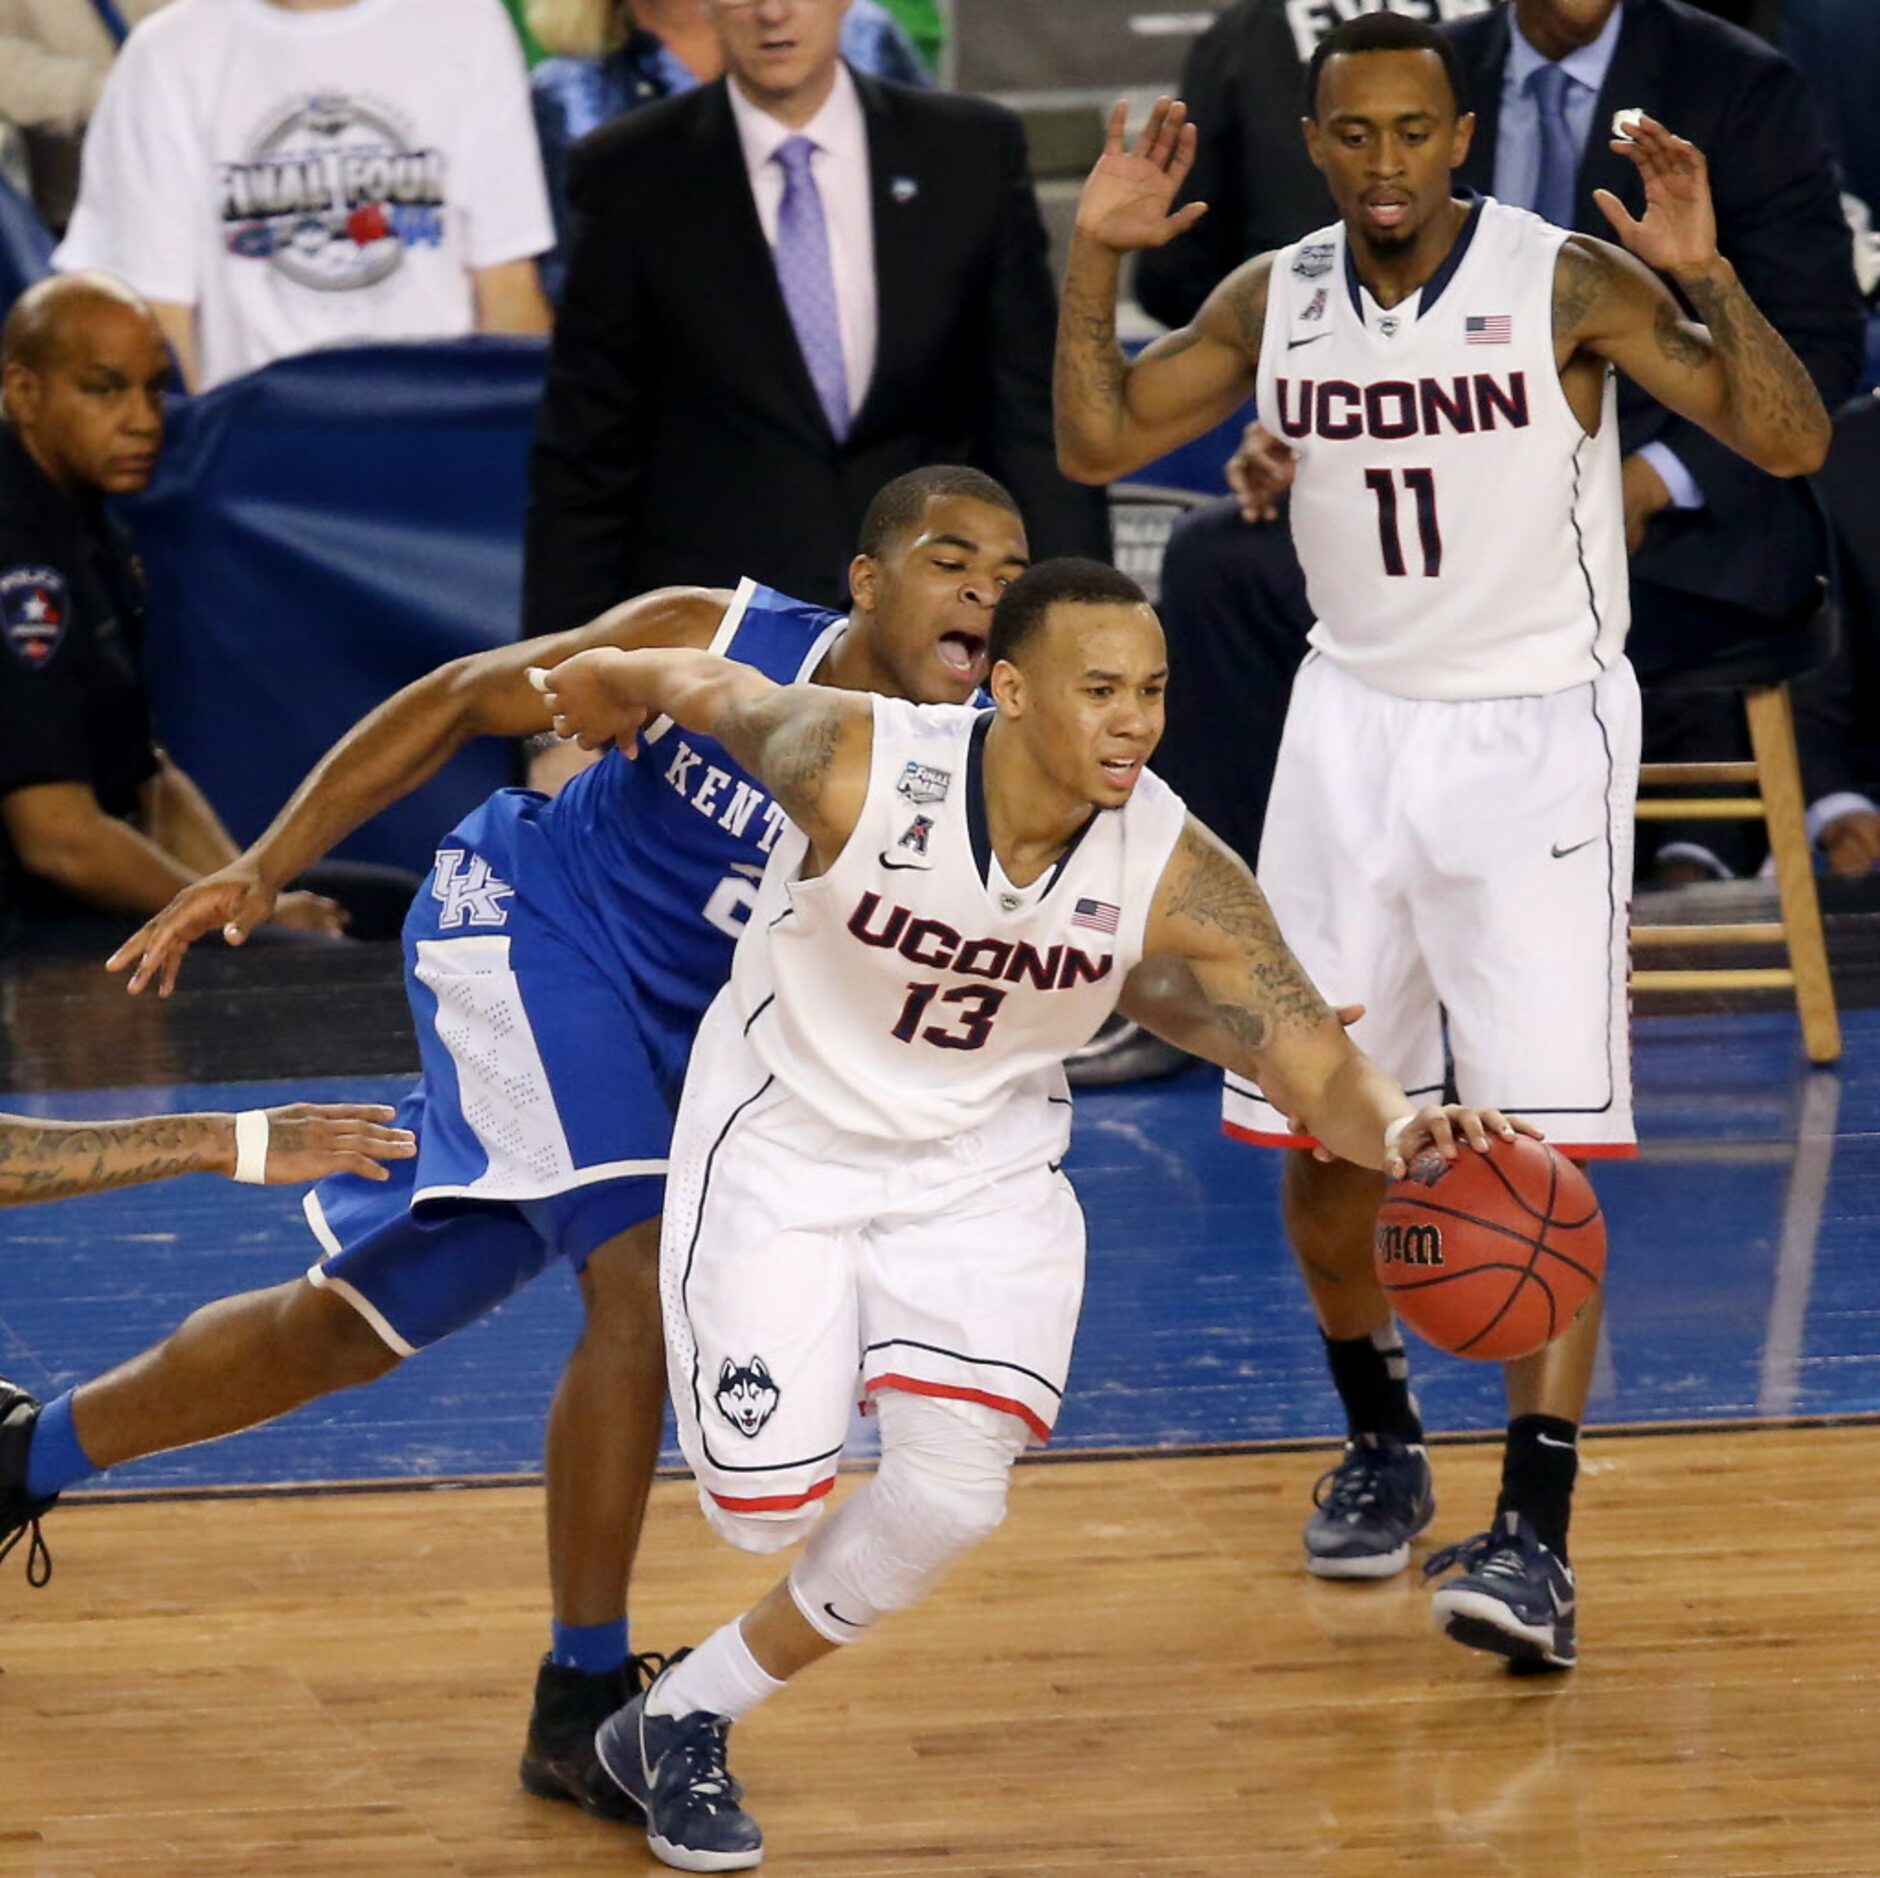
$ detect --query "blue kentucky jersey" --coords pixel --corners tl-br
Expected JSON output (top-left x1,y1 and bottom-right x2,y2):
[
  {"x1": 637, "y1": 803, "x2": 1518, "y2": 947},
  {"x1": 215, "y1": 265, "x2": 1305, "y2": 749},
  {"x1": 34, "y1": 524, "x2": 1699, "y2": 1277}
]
[{"x1": 540, "y1": 578, "x2": 844, "y2": 1037}]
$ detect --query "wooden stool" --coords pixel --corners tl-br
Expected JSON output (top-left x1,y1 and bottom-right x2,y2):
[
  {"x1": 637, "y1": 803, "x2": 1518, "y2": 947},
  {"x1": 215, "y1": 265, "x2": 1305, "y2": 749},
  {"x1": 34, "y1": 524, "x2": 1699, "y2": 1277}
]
[{"x1": 1633, "y1": 585, "x2": 1842, "y2": 1065}]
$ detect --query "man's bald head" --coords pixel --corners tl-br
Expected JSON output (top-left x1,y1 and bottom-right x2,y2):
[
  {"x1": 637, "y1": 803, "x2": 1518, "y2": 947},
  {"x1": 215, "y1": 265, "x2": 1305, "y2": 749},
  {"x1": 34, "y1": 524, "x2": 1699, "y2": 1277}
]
[
  {"x1": 1, "y1": 272, "x2": 162, "y2": 376},
  {"x1": 2, "y1": 273, "x2": 170, "y2": 496}
]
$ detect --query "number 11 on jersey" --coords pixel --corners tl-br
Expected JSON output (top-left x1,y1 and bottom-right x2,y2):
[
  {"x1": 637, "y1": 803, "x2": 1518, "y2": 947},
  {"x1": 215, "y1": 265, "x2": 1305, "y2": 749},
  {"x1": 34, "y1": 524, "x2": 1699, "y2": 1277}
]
[{"x1": 1365, "y1": 467, "x2": 1443, "y2": 577}]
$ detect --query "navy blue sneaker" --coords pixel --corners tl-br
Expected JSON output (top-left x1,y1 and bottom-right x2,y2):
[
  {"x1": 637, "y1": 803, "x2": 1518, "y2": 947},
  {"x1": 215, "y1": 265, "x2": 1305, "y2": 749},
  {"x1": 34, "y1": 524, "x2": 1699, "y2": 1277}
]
[
  {"x1": 0, "y1": 1379, "x2": 54, "y2": 1588},
  {"x1": 1303, "y1": 1434, "x2": 1434, "y2": 1579},
  {"x1": 593, "y1": 1662, "x2": 762, "y2": 1872},
  {"x1": 519, "y1": 1651, "x2": 665, "y2": 1822},
  {"x1": 1425, "y1": 1512, "x2": 1577, "y2": 1671}
]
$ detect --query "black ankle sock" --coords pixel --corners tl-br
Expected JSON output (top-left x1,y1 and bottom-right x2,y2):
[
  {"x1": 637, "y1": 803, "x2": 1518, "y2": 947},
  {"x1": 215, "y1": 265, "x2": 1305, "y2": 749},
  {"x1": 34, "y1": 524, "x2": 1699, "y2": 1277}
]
[
  {"x1": 1497, "y1": 1414, "x2": 1578, "y2": 1560},
  {"x1": 1323, "y1": 1328, "x2": 1424, "y2": 1444}
]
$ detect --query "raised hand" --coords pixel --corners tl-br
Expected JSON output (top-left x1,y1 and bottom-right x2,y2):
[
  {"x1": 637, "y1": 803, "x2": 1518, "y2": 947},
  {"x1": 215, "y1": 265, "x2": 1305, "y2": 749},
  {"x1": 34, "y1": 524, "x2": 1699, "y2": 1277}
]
[
  {"x1": 258, "y1": 1102, "x2": 416, "y2": 1184},
  {"x1": 528, "y1": 654, "x2": 650, "y2": 756},
  {"x1": 1075, "y1": 96, "x2": 1208, "y2": 254},
  {"x1": 1594, "y1": 114, "x2": 1719, "y2": 277},
  {"x1": 108, "y1": 861, "x2": 281, "y2": 998}
]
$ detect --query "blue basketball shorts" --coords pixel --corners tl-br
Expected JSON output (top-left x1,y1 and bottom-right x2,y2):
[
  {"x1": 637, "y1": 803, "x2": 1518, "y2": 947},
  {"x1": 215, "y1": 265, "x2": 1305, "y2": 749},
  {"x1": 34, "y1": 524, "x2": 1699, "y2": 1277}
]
[{"x1": 300, "y1": 884, "x2": 683, "y2": 1354}]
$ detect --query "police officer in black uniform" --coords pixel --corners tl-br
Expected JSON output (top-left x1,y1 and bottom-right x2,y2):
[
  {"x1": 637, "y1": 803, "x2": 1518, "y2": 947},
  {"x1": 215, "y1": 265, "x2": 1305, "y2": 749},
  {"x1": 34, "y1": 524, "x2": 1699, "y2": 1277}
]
[{"x1": 0, "y1": 273, "x2": 410, "y2": 934}]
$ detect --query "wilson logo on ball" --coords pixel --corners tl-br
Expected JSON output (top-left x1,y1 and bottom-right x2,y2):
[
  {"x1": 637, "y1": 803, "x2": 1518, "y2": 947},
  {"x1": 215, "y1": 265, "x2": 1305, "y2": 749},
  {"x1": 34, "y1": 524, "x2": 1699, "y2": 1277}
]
[{"x1": 1376, "y1": 1222, "x2": 1445, "y2": 1267}]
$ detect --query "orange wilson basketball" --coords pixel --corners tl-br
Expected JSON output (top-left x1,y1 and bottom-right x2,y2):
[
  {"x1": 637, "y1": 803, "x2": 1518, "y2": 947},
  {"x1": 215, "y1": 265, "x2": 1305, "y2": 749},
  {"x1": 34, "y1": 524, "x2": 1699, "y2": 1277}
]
[{"x1": 1374, "y1": 1136, "x2": 1606, "y2": 1361}]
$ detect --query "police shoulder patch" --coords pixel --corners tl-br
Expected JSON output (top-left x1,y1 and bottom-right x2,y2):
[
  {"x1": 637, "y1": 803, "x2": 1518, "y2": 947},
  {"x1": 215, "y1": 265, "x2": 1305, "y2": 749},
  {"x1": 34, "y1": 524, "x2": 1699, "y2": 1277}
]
[{"x1": 0, "y1": 565, "x2": 71, "y2": 669}]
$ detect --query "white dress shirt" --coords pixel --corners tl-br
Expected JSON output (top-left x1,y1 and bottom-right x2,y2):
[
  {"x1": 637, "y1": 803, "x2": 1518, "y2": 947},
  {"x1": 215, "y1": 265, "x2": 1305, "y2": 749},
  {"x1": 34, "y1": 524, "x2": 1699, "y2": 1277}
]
[{"x1": 727, "y1": 61, "x2": 878, "y2": 422}]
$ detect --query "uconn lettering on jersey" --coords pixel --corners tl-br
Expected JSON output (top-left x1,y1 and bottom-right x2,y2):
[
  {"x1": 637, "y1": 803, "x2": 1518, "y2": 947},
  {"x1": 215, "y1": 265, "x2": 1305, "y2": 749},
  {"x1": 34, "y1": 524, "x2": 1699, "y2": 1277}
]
[
  {"x1": 663, "y1": 736, "x2": 791, "y2": 853},
  {"x1": 847, "y1": 892, "x2": 1113, "y2": 989},
  {"x1": 1275, "y1": 372, "x2": 1529, "y2": 441}
]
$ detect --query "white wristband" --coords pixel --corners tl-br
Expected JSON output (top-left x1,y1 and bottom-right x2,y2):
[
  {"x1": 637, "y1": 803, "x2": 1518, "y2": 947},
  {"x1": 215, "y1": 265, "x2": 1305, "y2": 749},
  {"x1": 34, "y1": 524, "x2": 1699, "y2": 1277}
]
[
  {"x1": 233, "y1": 1109, "x2": 270, "y2": 1185},
  {"x1": 1382, "y1": 1113, "x2": 1417, "y2": 1165}
]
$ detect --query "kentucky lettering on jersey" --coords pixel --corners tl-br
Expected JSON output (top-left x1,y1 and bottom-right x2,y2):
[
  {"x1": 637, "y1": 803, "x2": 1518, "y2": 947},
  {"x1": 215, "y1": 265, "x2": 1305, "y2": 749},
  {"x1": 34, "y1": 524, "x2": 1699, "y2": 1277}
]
[
  {"x1": 732, "y1": 698, "x2": 1188, "y2": 1142},
  {"x1": 660, "y1": 737, "x2": 792, "y2": 853},
  {"x1": 1255, "y1": 196, "x2": 1629, "y2": 702}
]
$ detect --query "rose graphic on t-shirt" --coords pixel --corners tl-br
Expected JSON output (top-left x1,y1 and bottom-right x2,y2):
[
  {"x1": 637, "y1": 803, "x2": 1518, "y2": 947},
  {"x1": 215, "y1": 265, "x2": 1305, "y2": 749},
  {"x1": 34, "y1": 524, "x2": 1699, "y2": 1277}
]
[{"x1": 218, "y1": 93, "x2": 446, "y2": 291}]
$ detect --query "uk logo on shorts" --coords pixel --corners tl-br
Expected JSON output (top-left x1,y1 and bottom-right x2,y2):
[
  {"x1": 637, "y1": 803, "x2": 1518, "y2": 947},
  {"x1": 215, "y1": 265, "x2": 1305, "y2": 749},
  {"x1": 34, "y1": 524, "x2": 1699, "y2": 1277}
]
[
  {"x1": 0, "y1": 566, "x2": 68, "y2": 668},
  {"x1": 714, "y1": 1356, "x2": 781, "y2": 1437},
  {"x1": 430, "y1": 849, "x2": 514, "y2": 928}
]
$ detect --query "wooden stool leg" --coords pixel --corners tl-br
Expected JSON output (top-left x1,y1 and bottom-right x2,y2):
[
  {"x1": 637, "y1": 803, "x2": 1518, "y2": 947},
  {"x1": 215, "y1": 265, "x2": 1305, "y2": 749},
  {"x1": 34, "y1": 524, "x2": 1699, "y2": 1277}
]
[{"x1": 1745, "y1": 683, "x2": 1842, "y2": 1064}]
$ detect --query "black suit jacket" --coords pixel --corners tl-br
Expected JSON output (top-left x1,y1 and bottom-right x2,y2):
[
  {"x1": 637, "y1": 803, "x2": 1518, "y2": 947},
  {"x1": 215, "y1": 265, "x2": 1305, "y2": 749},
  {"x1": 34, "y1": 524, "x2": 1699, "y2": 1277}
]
[
  {"x1": 1450, "y1": 0, "x2": 1864, "y2": 623},
  {"x1": 522, "y1": 73, "x2": 1109, "y2": 630}
]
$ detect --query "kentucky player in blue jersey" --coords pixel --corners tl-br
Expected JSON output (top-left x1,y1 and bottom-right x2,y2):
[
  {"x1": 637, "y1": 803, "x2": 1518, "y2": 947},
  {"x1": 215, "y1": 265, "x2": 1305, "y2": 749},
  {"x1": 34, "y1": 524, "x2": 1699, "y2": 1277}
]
[{"x1": 0, "y1": 465, "x2": 1030, "y2": 1822}]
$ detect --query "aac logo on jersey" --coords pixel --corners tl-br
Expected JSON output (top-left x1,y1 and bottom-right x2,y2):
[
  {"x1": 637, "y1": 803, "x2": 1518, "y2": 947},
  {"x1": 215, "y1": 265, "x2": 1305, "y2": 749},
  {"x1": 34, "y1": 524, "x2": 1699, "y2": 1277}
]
[
  {"x1": 897, "y1": 814, "x2": 933, "y2": 856},
  {"x1": 715, "y1": 1356, "x2": 781, "y2": 1437}
]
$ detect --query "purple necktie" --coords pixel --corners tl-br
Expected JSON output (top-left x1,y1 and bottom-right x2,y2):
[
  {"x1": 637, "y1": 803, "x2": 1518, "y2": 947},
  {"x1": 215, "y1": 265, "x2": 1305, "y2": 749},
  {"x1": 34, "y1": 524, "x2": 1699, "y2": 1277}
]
[
  {"x1": 771, "y1": 135, "x2": 850, "y2": 441},
  {"x1": 1528, "y1": 61, "x2": 1579, "y2": 230}
]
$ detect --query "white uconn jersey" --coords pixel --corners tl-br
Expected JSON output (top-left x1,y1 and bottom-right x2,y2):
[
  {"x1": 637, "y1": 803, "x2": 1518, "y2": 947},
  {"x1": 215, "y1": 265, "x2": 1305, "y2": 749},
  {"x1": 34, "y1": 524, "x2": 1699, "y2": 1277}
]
[
  {"x1": 731, "y1": 697, "x2": 1188, "y2": 1141},
  {"x1": 1257, "y1": 197, "x2": 1629, "y2": 700}
]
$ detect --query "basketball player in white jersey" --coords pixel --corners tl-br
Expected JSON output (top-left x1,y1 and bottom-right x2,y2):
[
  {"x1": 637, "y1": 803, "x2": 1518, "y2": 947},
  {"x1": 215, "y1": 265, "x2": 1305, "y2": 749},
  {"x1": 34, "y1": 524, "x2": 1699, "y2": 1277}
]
[
  {"x1": 1054, "y1": 12, "x2": 1830, "y2": 1674},
  {"x1": 529, "y1": 557, "x2": 1529, "y2": 1870}
]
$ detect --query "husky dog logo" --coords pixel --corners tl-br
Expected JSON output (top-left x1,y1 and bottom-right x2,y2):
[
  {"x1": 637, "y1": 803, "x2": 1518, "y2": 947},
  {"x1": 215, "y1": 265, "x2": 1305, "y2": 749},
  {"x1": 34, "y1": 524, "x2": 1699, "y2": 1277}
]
[{"x1": 714, "y1": 1356, "x2": 781, "y2": 1437}]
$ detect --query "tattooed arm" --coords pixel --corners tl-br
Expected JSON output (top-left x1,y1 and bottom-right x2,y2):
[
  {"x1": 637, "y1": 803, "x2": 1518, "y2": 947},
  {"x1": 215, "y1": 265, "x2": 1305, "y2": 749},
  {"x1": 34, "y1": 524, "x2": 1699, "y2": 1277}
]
[
  {"x1": 530, "y1": 648, "x2": 873, "y2": 863},
  {"x1": 1137, "y1": 821, "x2": 1415, "y2": 1169},
  {"x1": 1054, "y1": 97, "x2": 1268, "y2": 483},
  {"x1": 1556, "y1": 115, "x2": 1831, "y2": 477},
  {"x1": 0, "y1": 1103, "x2": 415, "y2": 1204},
  {"x1": 1056, "y1": 248, "x2": 1270, "y2": 486}
]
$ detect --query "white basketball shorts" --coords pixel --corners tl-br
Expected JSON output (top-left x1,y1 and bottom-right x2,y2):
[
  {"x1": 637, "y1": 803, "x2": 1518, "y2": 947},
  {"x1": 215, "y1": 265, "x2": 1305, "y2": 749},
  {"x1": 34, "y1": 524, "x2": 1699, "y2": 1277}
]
[
  {"x1": 1224, "y1": 652, "x2": 1640, "y2": 1158},
  {"x1": 661, "y1": 990, "x2": 1086, "y2": 1531}
]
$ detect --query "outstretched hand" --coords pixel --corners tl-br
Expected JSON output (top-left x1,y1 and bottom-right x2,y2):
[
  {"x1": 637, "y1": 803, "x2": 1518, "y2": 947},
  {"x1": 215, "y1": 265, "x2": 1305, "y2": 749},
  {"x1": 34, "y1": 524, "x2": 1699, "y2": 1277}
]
[
  {"x1": 1075, "y1": 96, "x2": 1208, "y2": 254},
  {"x1": 258, "y1": 1102, "x2": 416, "y2": 1184},
  {"x1": 528, "y1": 654, "x2": 649, "y2": 756},
  {"x1": 108, "y1": 862, "x2": 281, "y2": 998},
  {"x1": 1594, "y1": 113, "x2": 1719, "y2": 277}
]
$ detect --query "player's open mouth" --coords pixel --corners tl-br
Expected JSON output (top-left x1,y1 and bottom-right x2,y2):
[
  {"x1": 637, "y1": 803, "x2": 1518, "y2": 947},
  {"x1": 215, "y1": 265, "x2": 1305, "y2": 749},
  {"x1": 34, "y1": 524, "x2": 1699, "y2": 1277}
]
[
  {"x1": 1100, "y1": 757, "x2": 1142, "y2": 786},
  {"x1": 1363, "y1": 195, "x2": 1411, "y2": 229},
  {"x1": 936, "y1": 631, "x2": 987, "y2": 679}
]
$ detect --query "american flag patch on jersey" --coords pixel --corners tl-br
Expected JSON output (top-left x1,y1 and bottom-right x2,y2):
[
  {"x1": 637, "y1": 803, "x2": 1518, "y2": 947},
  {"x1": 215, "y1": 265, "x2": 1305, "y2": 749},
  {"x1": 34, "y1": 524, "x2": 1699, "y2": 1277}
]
[
  {"x1": 1465, "y1": 314, "x2": 1512, "y2": 345},
  {"x1": 1073, "y1": 897, "x2": 1120, "y2": 934}
]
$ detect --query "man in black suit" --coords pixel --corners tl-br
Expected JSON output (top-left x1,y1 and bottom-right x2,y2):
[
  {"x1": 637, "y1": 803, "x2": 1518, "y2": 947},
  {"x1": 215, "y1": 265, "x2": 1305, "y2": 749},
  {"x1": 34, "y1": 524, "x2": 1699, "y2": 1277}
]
[{"x1": 522, "y1": 0, "x2": 1107, "y2": 644}]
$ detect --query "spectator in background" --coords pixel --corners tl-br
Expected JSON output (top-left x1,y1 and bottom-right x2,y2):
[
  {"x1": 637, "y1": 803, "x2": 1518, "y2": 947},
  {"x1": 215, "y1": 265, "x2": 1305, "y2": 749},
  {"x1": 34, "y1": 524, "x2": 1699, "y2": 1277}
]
[
  {"x1": 0, "y1": 0, "x2": 173, "y2": 235},
  {"x1": 0, "y1": 273, "x2": 413, "y2": 932},
  {"x1": 1138, "y1": 0, "x2": 1864, "y2": 884},
  {"x1": 523, "y1": 0, "x2": 1109, "y2": 781},
  {"x1": 529, "y1": 0, "x2": 929, "y2": 301},
  {"x1": 53, "y1": 0, "x2": 555, "y2": 391}
]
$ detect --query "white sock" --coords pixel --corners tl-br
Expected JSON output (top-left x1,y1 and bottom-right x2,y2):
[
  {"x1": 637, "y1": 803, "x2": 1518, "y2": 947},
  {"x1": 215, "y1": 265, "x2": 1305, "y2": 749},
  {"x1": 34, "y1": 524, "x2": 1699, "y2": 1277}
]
[{"x1": 649, "y1": 1617, "x2": 785, "y2": 1723}]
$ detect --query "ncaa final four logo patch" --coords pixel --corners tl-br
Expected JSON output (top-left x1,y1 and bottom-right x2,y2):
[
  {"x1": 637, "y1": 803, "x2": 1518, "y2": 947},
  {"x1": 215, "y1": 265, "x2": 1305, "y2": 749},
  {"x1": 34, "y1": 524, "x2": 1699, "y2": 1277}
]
[
  {"x1": 896, "y1": 760, "x2": 952, "y2": 805},
  {"x1": 0, "y1": 566, "x2": 69, "y2": 668}
]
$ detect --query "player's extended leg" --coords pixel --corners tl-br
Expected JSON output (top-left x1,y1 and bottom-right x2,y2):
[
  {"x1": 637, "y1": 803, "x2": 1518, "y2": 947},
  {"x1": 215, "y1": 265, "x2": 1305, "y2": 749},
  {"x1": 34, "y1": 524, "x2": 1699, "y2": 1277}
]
[
  {"x1": 595, "y1": 1392, "x2": 1025, "y2": 1873},
  {"x1": 1282, "y1": 1150, "x2": 1435, "y2": 1580},
  {"x1": 1, "y1": 1278, "x2": 400, "y2": 1580},
  {"x1": 520, "y1": 1213, "x2": 670, "y2": 1822}
]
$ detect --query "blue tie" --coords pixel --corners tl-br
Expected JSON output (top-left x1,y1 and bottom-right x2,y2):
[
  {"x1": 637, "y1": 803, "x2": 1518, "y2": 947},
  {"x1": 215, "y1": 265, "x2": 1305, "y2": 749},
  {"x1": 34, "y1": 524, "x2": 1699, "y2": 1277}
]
[
  {"x1": 1528, "y1": 61, "x2": 1579, "y2": 230},
  {"x1": 771, "y1": 136, "x2": 851, "y2": 441}
]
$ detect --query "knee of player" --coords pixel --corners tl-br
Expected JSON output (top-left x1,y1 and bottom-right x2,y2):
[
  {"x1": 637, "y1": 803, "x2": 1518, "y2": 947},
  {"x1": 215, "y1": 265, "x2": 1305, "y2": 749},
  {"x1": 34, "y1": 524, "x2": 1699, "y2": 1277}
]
[
  {"x1": 873, "y1": 1442, "x2": 1013, "y2": 1563},
  {"x1": 282, "y1": 1280, "x2": 404, "y2": 1385}
]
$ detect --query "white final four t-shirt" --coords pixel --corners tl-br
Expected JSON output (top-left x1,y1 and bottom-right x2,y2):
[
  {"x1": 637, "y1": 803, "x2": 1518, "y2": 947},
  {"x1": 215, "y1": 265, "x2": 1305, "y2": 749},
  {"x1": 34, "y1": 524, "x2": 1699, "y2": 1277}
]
[{"x1": 55, "y1": 0, "x2": 553, "y2": 388}]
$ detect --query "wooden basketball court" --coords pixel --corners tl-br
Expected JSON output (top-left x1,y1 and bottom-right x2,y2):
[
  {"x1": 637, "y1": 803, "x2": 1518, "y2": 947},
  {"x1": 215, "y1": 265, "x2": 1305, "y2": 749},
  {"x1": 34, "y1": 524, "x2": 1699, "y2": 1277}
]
[{"x1": 4, "y1": 1425, "x2": 1875, "y2": 1876}]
